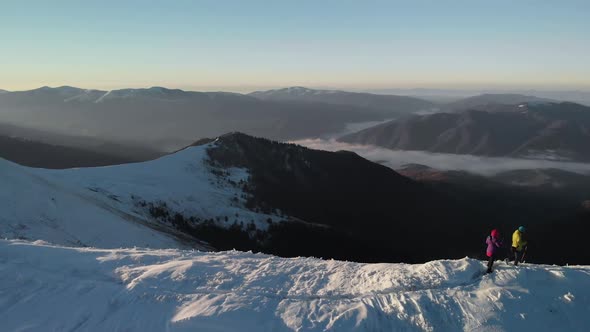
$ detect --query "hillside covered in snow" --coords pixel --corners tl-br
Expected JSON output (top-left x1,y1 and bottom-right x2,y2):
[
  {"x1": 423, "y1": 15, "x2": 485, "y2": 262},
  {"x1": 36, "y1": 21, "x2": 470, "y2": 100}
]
[
  {"x1": 0, "y1": 140, "x2": 277, "y2": 250},
  {"x1": 0, "y1": 240, "x2": 588, "y2": 331}
]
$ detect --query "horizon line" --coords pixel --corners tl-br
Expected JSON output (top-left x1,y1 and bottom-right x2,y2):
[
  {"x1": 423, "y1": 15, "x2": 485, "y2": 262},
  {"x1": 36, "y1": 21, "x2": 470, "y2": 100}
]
[{"x1": 3, "y1": 84, "x2": 590, "y2": 95}]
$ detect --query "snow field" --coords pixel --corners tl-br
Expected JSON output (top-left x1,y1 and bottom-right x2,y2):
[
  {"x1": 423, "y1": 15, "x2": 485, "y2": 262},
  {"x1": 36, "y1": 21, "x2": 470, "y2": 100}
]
[{"x1": 0, "y1": 240, "x2": 588, "y2": 332}]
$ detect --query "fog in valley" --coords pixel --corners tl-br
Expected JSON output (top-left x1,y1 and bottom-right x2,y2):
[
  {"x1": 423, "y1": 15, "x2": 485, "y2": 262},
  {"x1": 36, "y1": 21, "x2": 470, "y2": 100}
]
[{"x1": 293, "y1": 138, "x2": 590, "y2": 176}]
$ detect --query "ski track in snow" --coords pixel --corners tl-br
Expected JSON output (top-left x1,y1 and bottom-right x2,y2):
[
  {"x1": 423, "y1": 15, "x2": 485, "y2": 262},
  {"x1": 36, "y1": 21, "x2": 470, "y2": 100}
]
[{"x1": 0, "y1": 240, "x2": 588, "y2": 332}]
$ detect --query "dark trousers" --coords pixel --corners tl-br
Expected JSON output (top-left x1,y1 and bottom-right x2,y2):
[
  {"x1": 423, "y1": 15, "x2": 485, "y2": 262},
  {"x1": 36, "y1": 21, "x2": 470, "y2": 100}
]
[
  {"x1": 510, "y1": 247, "x2": 523, "y2": 265},
  {"x1": 486, "y1": 254, "x2": 496, "y2": 273}
]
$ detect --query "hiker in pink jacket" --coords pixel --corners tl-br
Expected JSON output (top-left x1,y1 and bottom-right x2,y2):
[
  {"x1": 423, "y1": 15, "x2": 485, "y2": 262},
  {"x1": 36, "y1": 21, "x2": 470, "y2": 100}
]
[{"x1": 485, "y1": 229, "x2": 503, "y2": 273}]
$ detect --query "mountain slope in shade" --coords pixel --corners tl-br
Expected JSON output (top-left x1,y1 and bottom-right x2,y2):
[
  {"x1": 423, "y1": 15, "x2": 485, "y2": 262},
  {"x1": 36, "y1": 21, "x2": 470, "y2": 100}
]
[
  {"x1": 0, "y1": 121, "x2": 165, "y2": 162},
  {"x1": 492, "y1": 168, "x2": 590, "y2": 188},
  {"x1": 0, "y1": 135, "x2": 148, "y2": 168},
  {"x1": 249, "y1": 86, "x2": 436, "y2": 115},
  {"x1": 397, "y1": 163, "x2": 590, "y2": 190},
  {"x1": 340, "y1": 102, "x2": 590, "y2": 162},
  {"x1": 1, "y1": 240, "x2": 588, "y2": 332},
  {"x1": 203, "y1": 133, "x2": 468, "y2": 262},
  {"x1": 202, "y1": 133, "x2": 589, "y2": 264}
]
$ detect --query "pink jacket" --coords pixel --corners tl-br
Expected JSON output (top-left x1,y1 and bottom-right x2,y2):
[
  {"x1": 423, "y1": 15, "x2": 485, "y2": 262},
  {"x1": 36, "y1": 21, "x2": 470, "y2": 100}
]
[{"x1": 486, "y1": 236, "x2": 502, "y2": 257}]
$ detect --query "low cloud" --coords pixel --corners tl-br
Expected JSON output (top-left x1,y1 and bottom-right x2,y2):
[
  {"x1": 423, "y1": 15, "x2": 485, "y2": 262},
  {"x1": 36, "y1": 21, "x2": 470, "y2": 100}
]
[{"x1": 292, "y1": 139, "x2": 590, "y2": 176}]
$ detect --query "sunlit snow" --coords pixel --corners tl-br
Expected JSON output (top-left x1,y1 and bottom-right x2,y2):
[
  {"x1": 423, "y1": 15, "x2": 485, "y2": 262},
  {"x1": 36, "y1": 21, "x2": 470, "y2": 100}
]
[{"x1": 0, "y1": 240, "x2": 588, "y2": 331}]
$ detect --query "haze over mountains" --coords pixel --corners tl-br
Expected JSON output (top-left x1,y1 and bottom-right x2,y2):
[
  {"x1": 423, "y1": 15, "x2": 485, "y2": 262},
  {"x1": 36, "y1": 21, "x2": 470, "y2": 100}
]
[
  {"x1": 1, "y1": 85, "x2": 589, "y2": 170},
  {"x1": 0, "y1": 86, "x2": 434, "y2": 152},
  {"x1": 0, "y1": 135, "x2": 146, "y2": 168},
  {"x1": 0, "y1": 121, "x2": 163, "y2": 167},
  {"x1": 1, "y1": 85, "x2": 589, "y2": 169}
]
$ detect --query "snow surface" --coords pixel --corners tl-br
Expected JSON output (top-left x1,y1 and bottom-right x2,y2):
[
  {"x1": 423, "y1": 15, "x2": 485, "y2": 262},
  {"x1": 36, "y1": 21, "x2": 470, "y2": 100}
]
[
  {"x1": 0, "y1": 143, "x2": 276, "y2": 249},
  {"x1": 0, "y1": 240, "x2": 588, "y2": 331}
]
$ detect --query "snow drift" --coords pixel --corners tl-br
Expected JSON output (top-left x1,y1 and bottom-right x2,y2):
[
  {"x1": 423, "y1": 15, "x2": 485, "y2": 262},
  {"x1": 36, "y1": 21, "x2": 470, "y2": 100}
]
[{"x1": 0, "y1": 240, "x2": 588, "y2": 331}]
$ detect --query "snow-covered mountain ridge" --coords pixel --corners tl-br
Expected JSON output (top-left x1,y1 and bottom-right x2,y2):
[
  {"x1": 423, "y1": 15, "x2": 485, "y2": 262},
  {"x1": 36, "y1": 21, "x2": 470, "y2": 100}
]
[
  {"x1": 0, "y1": 141, "x2": 277, "y2": 249},
  {"x1": 0, "y1": 239, "x2": 588, "y2": 331}
]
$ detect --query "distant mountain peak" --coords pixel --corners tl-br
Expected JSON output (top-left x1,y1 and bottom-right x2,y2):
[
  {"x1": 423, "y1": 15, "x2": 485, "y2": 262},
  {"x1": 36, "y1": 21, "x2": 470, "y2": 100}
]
[
  {"x1": 286, "y1": 86, "x2": 313, "y2": 91},
  {"x1": 24, "y1": 86, "x2": 105, "y2": 101},
  {"x1": 250, "y1": 86, "x2": 321, "y2": 97},
  {"x1": 33, "y1": 85, "x2": 83, "y2": 92},
  {"x1": 146, "y1": 86, "x2": 185, "y2": 94},
  {"x1": 98, "y1": 87, "x2": 193, "y2": 100}
]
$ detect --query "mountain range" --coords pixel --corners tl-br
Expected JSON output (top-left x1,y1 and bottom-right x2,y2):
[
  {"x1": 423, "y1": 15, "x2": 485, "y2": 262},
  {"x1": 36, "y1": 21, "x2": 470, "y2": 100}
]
[
  {"x1": 341, "y1": 101, "x2": 590, "y2": 162},
  {"x1": 249, "y1": 86, "x2": 436, "y2": 115},
  {"x1": 0, "y1": 86, "x2": 434, "y2": 152},
  {"x1": 368, "y1": 88, "x2": 590, "y2": 106},
  {"x1": 3, "y1": 85, "x2": 587, "y2": 165},
  {"x1": 440, "y1": 93, "x2": 555, "y2": 112}
]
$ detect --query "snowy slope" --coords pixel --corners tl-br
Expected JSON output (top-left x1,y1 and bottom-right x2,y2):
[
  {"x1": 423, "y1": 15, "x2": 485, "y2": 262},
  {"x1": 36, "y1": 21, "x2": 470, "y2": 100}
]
[
  {"x1": 0, "y1": 142, "x2": 275, "y2": 249},
  {"x1": 0, "y1": 240, "x2": 588, "y2": 332}
]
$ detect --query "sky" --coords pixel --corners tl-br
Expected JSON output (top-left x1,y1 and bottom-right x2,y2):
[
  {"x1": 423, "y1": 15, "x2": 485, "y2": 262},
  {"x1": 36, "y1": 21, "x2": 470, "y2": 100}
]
[{"x1": 1, "y1": 0, "x2": 589, "y2": 92}]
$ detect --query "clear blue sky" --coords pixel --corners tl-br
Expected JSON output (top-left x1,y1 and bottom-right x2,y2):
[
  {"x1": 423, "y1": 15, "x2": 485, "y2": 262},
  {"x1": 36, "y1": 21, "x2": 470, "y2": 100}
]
[{"x1": 1, "y1": 0, "x2": 589, "y2": 92}]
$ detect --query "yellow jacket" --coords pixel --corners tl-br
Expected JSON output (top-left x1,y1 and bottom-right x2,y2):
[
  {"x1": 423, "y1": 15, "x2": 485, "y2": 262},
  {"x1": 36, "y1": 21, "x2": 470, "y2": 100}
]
[{"x1": 512, "y1": 230, "x2": 527, "y2": 251}]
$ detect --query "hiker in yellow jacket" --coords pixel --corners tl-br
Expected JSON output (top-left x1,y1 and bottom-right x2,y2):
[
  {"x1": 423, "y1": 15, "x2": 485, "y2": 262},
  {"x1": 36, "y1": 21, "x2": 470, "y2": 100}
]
[{"x1": 511, "y1": 226, "x2": 527, "y2": 266}]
